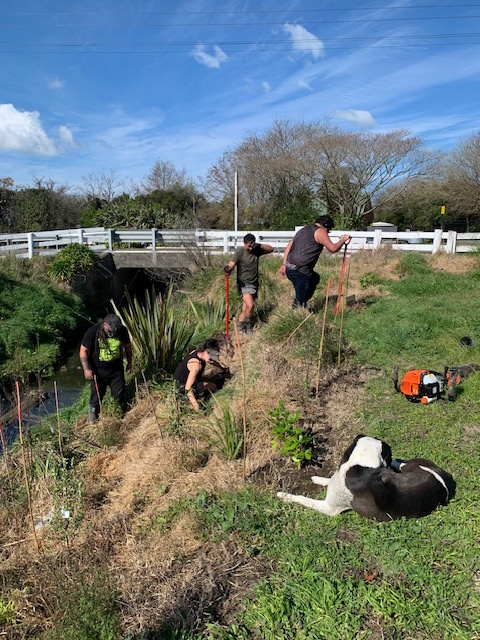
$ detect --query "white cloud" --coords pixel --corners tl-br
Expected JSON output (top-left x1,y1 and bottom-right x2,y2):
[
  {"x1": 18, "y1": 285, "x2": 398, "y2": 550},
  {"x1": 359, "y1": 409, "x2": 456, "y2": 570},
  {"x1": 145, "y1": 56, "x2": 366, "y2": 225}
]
[
  {"x1": 334, "y1": 109, "x2": 376, "y2": 127},
  {"x1": 0, "y1": 103, "x2": 75, "y2": 155},
  {"x1": 282, "y1": 23, "x2": 324, "y2": 60},
  {"x1": 48, "y1": 78, "x2": 64, "y2": 90},
  {"x1": 192, "y1": 44, "x2": 228, "y2": 69},
  {"x1": 298, "y1": 79, "x2": 312, "y2": 92},
  {"x1": 262, "y1": 81, "x2": 271, "y2": 93}
]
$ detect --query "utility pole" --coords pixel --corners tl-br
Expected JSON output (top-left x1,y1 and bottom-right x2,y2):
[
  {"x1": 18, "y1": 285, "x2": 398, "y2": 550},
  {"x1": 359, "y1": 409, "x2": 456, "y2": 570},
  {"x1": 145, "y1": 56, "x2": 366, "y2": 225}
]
[{"x1": 234, "y1": 171, "x2": 238, "y2": 248}]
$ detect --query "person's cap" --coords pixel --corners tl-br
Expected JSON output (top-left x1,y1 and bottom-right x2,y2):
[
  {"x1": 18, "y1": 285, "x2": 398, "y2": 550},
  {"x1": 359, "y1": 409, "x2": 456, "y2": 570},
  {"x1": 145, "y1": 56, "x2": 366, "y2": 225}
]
[{"x1": 103, "y1": 314, "x2": 122, "y2": 336}]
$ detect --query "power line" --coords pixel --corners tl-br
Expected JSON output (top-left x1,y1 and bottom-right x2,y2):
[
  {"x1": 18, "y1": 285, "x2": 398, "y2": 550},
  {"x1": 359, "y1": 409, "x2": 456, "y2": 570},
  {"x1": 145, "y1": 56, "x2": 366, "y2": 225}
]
[{"x1": 1, "y1": 4, "x2": 480, "y2": 15}]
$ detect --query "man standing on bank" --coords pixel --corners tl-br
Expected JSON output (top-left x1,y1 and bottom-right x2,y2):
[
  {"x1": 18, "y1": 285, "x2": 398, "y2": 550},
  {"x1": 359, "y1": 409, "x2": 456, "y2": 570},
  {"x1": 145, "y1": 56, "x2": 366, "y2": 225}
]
[
  {"x1": 224, "y1": 233, "x2": 274, "y2": 333},
  {"x1": 279, "y1": 216, "x2": 351, "y2": 309},
  {"x1": 79, "y1": 314, "x2": 133, "y2": 424}
]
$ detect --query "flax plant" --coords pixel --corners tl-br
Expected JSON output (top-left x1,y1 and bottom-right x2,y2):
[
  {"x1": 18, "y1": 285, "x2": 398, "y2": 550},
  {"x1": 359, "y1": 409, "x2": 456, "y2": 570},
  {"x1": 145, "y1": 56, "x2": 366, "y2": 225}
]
[
  {"x1": 203, "y1": 398, "x2": 244, "y2": 461},
  {"x1": 113, "y1": 284, "x2": 194, "y2": 377}
]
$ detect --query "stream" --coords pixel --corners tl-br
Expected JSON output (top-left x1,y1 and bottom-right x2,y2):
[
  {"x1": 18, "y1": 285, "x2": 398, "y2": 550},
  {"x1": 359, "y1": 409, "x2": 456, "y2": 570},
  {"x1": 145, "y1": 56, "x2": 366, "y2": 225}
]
[{"x1": 0, "y1": 349, "x2": 86, "y2": 447}]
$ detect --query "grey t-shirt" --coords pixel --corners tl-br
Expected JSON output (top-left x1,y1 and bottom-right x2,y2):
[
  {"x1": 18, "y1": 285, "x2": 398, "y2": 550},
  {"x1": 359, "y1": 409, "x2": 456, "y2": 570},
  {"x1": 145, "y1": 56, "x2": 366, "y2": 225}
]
[{"x1": 286, "y1": 224, "x2": 324, "y2": 275}]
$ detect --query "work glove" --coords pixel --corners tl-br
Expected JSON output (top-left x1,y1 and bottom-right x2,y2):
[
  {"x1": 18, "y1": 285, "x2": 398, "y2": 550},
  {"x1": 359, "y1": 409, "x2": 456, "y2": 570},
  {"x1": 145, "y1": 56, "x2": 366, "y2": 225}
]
[
  {"x1": 223, "y1": 265, "x2": 232, "y2": 275},
  {"x1": 252, "y1": 242, "x2": 261, "y2": 251}
]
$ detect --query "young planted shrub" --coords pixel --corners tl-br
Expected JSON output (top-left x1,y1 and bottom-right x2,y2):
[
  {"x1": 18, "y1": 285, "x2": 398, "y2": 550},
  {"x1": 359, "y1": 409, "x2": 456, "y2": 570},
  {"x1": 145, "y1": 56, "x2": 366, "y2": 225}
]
[
  {"x1": 268, "y1": 400, "x2": 313, "y2": 468},
  {"x1": 203, "y1": 399, "x2": 244, "y2": 460}
]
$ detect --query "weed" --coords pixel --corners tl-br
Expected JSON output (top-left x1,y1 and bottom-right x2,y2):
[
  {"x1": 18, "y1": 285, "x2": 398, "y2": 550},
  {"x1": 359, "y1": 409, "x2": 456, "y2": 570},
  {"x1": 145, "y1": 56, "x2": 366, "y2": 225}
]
[
  {"x1": 359, "y1": 271, "x2": 381, "y2": 289},
  {"x1": 268, "y1": 400, "x2": 313, "y2": 468},
  {"x1": 43, "y1": 568, "x2": 120, "y2": 640},
  {"x1": 0, "y1": 597, "x2": 16, "y2": 625}
]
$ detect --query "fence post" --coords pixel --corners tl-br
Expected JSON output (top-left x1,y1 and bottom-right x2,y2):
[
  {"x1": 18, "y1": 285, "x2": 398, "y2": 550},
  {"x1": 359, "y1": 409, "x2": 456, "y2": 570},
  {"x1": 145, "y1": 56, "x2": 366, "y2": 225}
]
[
  {"x1": 223, "y1": 231, "x2": 229, "y2": 253},
  {"x1": 446, "y1": 230, "x2": 457, "y2": 254},
  {"x1": 27, "y1": 232, "x2": 34, "y2": 259},
  {"x1": 107, "y1": 229, "x2": 114, "y2": 251},
  {"x1": 77, "y1": 228, "x2": 84, "y2": 245},
  {"x1": 151, "y1": 228, "x2": 157, "y2": 252},
  {"x1": 432, "y1": 229, "x2": 443, "y2": 254},
  {"x1": 373, "y1": 229, "x2": 382, "y2": 250}
]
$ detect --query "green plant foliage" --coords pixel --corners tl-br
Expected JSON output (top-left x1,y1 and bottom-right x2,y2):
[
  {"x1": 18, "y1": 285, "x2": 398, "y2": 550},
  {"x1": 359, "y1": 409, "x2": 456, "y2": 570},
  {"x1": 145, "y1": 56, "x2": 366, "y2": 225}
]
[
  {"x1": 48, "y1": 243, "x2": 97, "y2": 283},
  {"x1": 43, "y1": 569, "x2": 120, "y2": 640},
  {"x1": 268, "y1": 400, "x2": 313, "y2": 468},
  {"x1": 113, "y1": 284, "x2": 194, "y2": 377},
  {"x1": 202, "y1": 399, "x2": 244, "y2": 460},
  {"x1": 0, "y1": 598, "x2": 16, "y2": 625},
  {"x1": 359, "y1": 271, "x2": 381, "y2": 289},
  {"x1": 0, "y1": 273, "x2": 83, "y2": 382}
]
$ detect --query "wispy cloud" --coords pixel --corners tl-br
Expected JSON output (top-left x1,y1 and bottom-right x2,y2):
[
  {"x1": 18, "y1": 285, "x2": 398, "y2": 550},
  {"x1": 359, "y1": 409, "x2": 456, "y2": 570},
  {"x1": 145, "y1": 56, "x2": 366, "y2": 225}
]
[
  {"x1": 334, "y1": 109, "x2": 376, "y2": 127},
  {"x1": 298, "y1": 79, "x2": 313, "y2": 92},
  {"x1": 0, "y1": 104, "x2": 75, "y2": 155},
  {"x1": 282, "y1": 23, "x2": 325, "y2": 59},
  {"x1": 262, "y1": 81, "x2": 271, "y2": 93},
  {"x1": 192, "y1": 44, "x2": 228, "y2": 69},
  {"x1": 48, "y1": 78, "x2": 64, "y2": 90}
]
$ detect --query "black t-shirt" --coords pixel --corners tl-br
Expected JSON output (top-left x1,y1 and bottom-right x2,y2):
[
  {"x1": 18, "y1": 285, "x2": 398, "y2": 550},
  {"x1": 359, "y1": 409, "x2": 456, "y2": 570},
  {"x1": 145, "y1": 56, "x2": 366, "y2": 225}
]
[
  {"x1": 81, "y1": 322, "x2": 130, "y2": 374},
  {"x1": 173, "y1": 351, "x2": 205, "y2": 387}
]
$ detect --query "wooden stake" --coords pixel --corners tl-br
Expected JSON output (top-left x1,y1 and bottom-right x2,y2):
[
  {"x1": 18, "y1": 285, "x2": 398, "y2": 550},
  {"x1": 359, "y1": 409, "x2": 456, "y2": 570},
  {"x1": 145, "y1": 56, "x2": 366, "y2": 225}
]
[
  {"x1": 337, "y1": 262, "x2": 350, "y2": 367},
  {"x1": 15, "y1": 381, "x2": 39, "y2": 553},
  {"x1": 315, "y1": 278, "x2": 331, "y2": 396},
  {"x1": 233, "y1": 318, "x2": 247, "y2": 482},
  {"x1": 53, "y1": 381, "x2": 63, "y2": 458}
]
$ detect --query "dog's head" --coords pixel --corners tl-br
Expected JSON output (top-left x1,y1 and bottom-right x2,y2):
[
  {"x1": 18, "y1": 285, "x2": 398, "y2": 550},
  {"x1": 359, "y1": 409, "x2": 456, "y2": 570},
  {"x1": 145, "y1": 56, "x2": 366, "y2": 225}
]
[{"x1": 340, "y1": 434, "x2": 392, "y2": 470}]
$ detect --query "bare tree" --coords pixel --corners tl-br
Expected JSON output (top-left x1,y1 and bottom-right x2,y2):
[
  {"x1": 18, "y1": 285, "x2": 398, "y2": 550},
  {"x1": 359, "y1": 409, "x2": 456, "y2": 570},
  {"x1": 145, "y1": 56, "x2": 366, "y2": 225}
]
[
  {"x1": 80, "y1": 169, "x2": 126, "y2": 202},
  {"x1": 204, "y1": 120, "x2": 436, "y2": 229},
  {"x1": 443, "y1": 132, "x2": 480, "y2": 226},
  {"x1": 142, "y1": 160, "x2": 188, "y2": 193}
]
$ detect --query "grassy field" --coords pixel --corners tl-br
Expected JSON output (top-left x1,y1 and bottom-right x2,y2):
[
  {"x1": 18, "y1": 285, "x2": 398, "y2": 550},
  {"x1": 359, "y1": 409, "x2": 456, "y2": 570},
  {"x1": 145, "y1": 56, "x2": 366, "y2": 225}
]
[{"x1": 1, "y1": 249, "x2": 480, "y2": 639}]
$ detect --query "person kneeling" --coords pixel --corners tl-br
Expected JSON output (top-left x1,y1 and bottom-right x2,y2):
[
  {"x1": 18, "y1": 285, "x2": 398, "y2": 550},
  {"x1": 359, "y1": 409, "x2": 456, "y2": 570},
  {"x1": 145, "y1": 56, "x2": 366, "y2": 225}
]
[{"x1": 173, "y1": 339, "x2": 221, "y2": 411}]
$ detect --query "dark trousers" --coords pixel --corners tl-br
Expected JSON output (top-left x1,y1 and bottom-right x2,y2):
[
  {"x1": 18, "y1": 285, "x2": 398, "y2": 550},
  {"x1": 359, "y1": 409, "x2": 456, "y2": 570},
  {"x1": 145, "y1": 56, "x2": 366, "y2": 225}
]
[
  {"x1": 89, "y1": 369, "x2": 126, "y2": 410},
  {"x1": 286, "y1": 268, "x2": 320, "y2": 308}
]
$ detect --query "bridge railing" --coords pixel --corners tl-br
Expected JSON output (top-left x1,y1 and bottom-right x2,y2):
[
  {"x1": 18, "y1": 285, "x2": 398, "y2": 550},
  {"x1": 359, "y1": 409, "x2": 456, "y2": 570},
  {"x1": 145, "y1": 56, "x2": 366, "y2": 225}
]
[{"x1": 0, "y1": 227, "x2": 479, "y2": 258}]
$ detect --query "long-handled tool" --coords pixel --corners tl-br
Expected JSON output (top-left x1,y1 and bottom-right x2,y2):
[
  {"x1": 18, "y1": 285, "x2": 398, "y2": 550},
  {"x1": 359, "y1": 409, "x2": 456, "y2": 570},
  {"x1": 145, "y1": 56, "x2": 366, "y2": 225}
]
[{"x1": 334, "y1": 244, "x2": 348, "y2": 316}]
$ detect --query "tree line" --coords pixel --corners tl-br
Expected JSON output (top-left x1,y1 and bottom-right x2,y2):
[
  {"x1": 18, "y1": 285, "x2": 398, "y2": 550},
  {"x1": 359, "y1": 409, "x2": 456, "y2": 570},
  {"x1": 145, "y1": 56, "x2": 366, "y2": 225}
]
[{"x1": 1, "y1": 121, "x2": 479, "y2": 233}]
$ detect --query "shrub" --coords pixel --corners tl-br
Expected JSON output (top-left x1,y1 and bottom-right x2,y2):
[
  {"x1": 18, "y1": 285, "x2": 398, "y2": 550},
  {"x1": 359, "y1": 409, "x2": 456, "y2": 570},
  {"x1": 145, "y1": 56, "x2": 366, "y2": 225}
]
[
  {"x1": 268, "y1": 400, "x2": 313, "y2": 468},
  {"x1": 48, "y1": 244, "x2": 97, "y2": 283},
  {"x1": 203, "y1": 400, "x2": 244, "y2": 460}
]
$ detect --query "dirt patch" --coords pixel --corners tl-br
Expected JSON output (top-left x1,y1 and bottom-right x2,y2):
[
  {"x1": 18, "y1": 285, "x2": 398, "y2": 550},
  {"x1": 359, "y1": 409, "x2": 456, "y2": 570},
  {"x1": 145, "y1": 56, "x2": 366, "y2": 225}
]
[{"x1": 249, "y1": 365, "x2": 377, "y2": 497}]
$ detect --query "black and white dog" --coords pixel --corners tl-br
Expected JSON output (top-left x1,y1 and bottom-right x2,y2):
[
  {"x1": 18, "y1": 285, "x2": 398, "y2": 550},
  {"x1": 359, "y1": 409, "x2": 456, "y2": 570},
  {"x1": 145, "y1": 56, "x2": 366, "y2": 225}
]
[{"x1": 277, "y1": 434, "x2": 455, "y2": 521}]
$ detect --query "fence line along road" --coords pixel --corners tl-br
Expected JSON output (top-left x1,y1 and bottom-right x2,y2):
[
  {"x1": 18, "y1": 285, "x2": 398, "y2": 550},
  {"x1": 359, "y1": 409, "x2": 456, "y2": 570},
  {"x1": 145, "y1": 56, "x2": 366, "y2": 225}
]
[{"x1": 0, "y1": 227, "x2": 479, "y2": 259}]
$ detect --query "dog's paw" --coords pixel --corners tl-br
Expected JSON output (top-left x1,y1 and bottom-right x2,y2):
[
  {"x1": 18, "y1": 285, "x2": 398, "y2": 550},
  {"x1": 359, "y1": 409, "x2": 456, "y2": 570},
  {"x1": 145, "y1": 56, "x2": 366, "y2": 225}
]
[{"x1": 311, "y1": 476, "x2": 330, "y2": 486}]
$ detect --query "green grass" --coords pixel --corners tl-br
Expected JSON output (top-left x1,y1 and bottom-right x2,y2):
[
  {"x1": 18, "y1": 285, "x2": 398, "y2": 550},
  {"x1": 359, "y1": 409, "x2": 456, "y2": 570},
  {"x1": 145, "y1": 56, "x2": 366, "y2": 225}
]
[{"x1": 176, "y1": 256, "x2": 480, "y2": 640}]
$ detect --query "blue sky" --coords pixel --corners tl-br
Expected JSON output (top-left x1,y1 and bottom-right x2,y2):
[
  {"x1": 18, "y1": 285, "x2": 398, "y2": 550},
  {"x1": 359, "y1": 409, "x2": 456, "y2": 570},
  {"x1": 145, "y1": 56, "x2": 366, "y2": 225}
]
[{"x1": 0, "y1": 1, "x2": 479, "y2": 194}]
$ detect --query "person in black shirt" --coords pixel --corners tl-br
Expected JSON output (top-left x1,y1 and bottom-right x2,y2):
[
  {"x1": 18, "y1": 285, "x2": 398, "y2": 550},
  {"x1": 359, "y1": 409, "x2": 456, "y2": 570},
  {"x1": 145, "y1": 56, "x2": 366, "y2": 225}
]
[
  {"x1": 173, "y1": 339, "x2": 221, "y2": 411},
  {"x1": 79, "y1": 314, "x2": 132, "y2": 423},
  {"x1": 280, "y1": 216, "x2": 351, "y2": 308}
]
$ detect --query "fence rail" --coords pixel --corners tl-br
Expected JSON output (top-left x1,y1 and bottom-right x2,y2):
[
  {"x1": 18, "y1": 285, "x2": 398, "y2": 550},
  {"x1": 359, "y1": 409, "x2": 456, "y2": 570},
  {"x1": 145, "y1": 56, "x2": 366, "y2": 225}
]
[{"x1": 0, "y1": 227, "x2": 479, "y2": 259}]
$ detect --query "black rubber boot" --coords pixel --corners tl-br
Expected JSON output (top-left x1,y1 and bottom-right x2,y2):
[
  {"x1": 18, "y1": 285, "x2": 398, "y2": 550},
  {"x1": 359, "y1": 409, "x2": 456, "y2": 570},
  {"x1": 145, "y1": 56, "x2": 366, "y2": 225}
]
[
  {"x1": 237, "y1": 321, "x2": 247, "y2": 333},
  {"x1": 88, "y1": 404, "x2": 99, "y2": 424},
  {"x1": 245, "y1": 320, "x2": 254, "y2": 334}
]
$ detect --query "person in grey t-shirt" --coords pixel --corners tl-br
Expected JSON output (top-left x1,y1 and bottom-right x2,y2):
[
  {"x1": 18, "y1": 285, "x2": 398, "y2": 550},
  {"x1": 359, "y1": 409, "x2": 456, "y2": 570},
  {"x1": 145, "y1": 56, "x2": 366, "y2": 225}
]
[
  {"x1": 224, "y1": 233, "x2": 274, "y2": 333},
  {"x1": 279, "y1": 216, "x2": 351, "y2": 308}
]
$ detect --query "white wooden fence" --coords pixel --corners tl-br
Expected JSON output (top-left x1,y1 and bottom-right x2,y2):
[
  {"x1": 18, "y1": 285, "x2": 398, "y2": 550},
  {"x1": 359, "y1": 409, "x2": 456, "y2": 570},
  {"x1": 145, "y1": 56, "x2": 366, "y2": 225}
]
[{"x1": 0, "y1": 227, "x2": 478, "y2": 259}]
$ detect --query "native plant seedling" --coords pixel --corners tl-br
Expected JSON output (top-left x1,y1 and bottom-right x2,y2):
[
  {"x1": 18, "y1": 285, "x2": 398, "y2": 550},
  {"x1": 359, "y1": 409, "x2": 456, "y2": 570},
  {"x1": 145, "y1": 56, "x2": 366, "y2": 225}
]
[{"x1": 268, "y1": 400, "x2": 313, "y2": 468}]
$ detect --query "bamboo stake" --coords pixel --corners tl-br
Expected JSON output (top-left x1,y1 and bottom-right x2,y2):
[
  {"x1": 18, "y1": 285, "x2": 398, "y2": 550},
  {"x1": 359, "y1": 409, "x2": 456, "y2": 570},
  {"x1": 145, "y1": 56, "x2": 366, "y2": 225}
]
[
  {"x1": 280, "y1": 311, "x2": 313, "y2": 348},
  {"x1": 141, "y1": 370, "x2": 162, "y2": 437},
  {"x1": 233, "y1": 318, "x2": 247, "y2": 482},
  {"x1": 53, "y1": 381, "x2": 63, "y2": 458},
  {"x1": 15, "y1": 381, "x2": 39, "y2": 553},
  {"x1": 315, "y1": 277, "x2": 331, "y2": 396}
]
